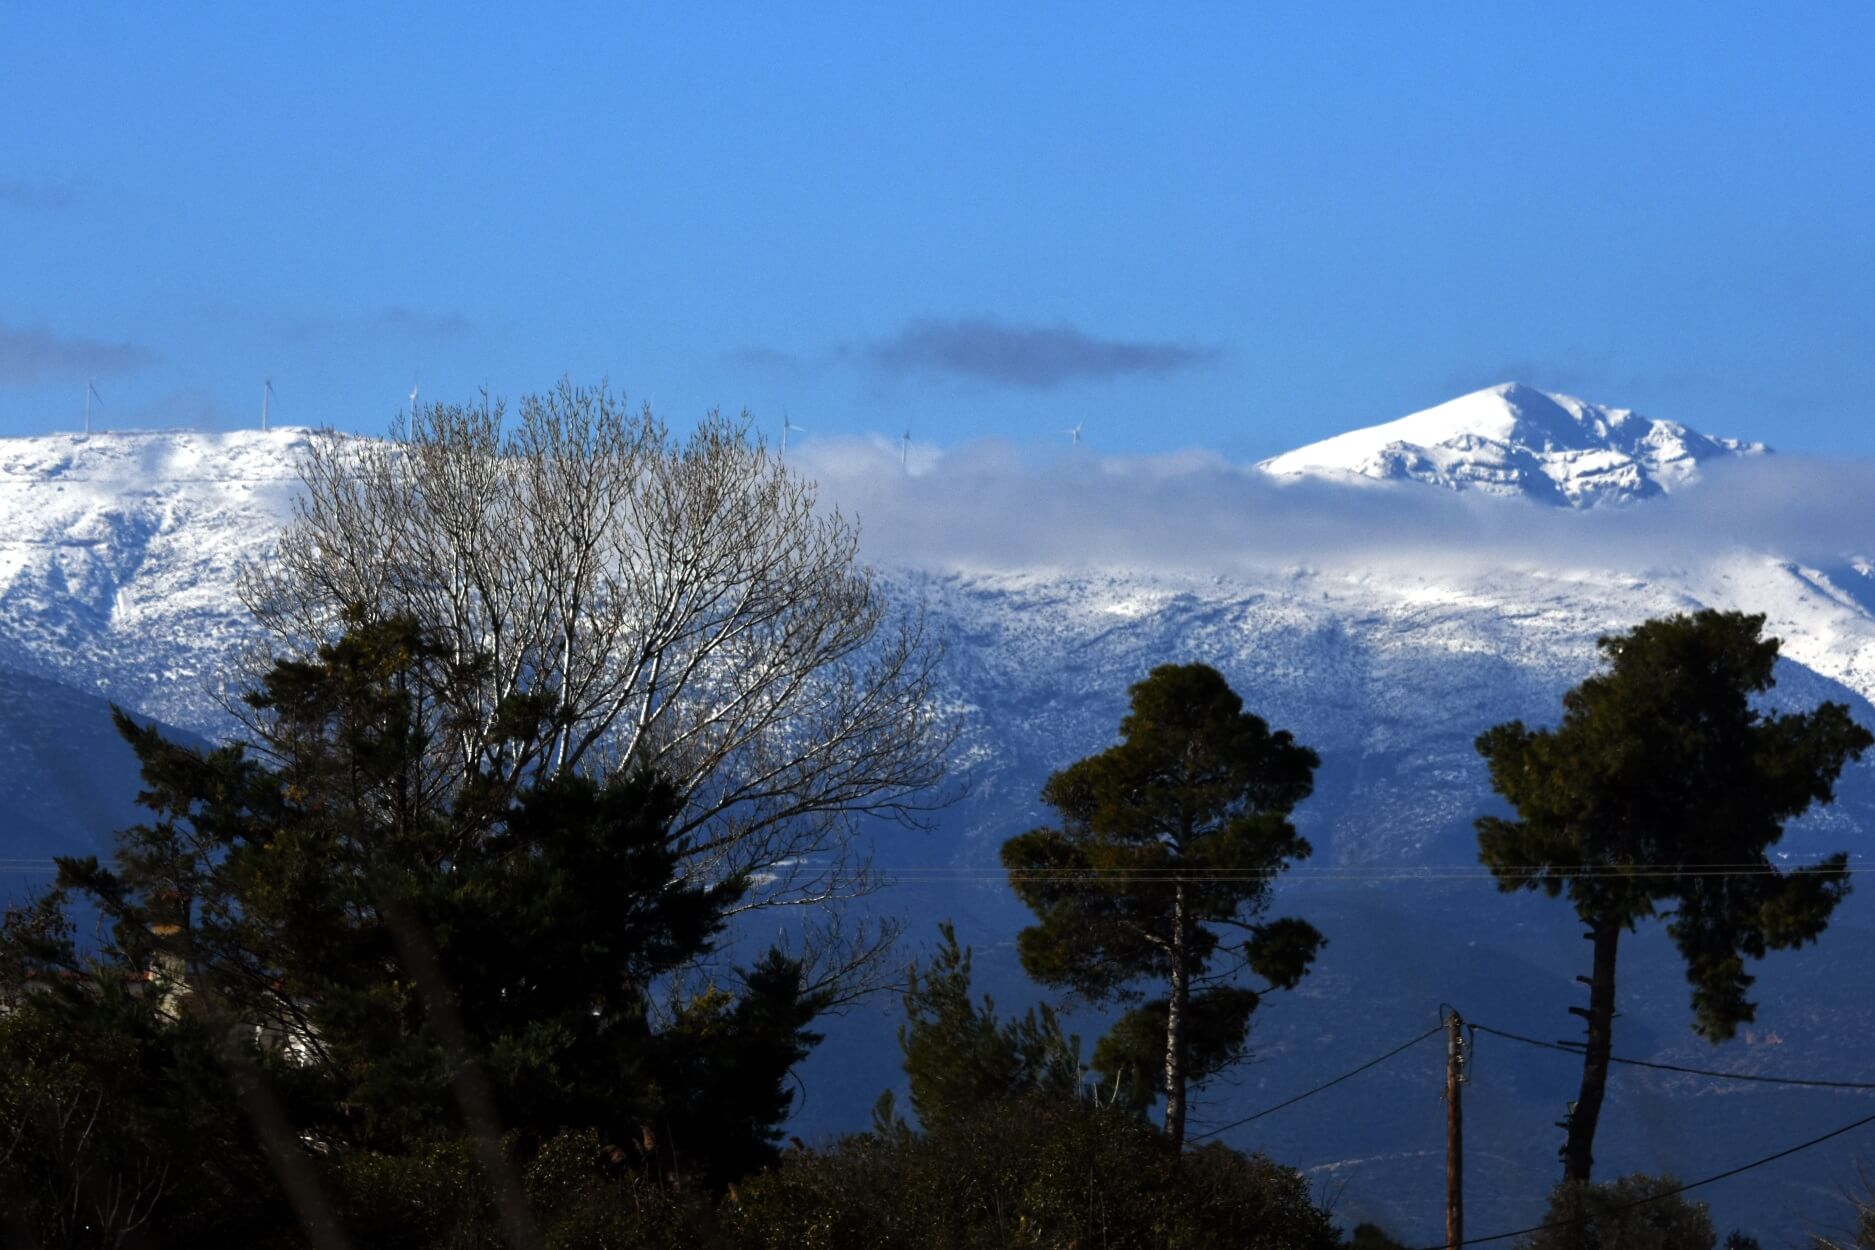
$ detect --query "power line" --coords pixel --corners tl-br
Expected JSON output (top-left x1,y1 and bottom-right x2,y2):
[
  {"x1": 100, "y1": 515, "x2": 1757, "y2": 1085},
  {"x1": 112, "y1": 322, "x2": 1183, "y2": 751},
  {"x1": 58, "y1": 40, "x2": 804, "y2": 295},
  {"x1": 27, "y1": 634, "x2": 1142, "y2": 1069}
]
[
  {"x1": 6, "y1": 862, "x2": 1866, "y2": 883},
  {"x1": 1420, "y1": 1106, "x2": 1875, "y2": 1248},
  {"x1": 1188, "y1": 1022, "x2": 1445, "y2": 1143},
  {"x1": 1473, "y1": 1022, "x2": 1875, "y2": 1091},
  {"x1": 900, "y1": 863, "x2": 1866, "y2": 883}
]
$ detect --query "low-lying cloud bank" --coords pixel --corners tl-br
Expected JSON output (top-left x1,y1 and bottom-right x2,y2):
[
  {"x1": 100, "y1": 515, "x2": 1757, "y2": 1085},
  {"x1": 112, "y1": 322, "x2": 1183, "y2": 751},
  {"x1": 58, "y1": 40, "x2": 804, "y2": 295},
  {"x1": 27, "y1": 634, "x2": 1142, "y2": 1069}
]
[{"x1": 792, "y1": 438, "x2": 1875, "y2": 577}]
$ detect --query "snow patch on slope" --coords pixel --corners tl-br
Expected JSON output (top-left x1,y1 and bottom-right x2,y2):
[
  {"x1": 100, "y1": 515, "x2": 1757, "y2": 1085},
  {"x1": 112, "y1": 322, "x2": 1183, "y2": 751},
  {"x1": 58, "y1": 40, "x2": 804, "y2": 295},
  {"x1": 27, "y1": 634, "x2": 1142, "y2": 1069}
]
[
  {"x1": 1259, "y1": 382, "x2": 1765, "y2": 506},
  {"x1": 0, "y1": 428, "x2": 307, "y2": 724}
]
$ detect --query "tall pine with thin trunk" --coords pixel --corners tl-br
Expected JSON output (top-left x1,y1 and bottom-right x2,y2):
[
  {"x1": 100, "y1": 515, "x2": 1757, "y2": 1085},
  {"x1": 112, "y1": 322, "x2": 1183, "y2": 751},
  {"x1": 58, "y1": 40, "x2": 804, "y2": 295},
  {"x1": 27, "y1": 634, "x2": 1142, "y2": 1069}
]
[
  {"x1": 1476, "y1": 610, "x2": 1871, "y2": 1183},
  {"x1": 1001, "y1": 663, "x2": 1324, "y2": 1151}
]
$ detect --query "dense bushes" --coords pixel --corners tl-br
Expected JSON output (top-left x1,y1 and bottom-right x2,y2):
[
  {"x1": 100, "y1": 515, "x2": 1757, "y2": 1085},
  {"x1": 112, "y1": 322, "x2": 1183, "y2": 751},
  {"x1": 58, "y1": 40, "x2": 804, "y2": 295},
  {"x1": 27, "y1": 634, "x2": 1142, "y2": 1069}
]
[
  {"x1": 1518, "y1": 1173, "x2": 1717, "y2": 1250},
  {"x1": 191, "y1": 1102, "x2": 1335, "y2": 1249},
  {"x1": 731, "y1": 1098, "x2": 1337, "y2": 1250}
]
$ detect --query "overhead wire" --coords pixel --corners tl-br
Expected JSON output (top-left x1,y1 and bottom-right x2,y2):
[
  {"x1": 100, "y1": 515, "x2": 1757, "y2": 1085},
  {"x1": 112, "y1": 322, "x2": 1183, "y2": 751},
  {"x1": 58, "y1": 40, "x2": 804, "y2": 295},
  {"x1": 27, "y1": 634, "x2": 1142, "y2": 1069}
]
[
  {"x1": 901, "y1": 862, "x2": 1868, "y2": 883},
  {"x1": 6, "y1": 860, "x2": 1867, "y2": 881},
  {"x1": 1420, "y1": 1106, "x2": 1875, "y2": 1249},
  {"x1": 1187, "y1": 1022, "x2": 1446, "y2": 1143},
  {"x1": 1472, "y1": 1021, "x2": 1875, "y2": 1091},
  {"x1": 1185, "y1": 1012, "x2": 1875, "y2": 1240}
]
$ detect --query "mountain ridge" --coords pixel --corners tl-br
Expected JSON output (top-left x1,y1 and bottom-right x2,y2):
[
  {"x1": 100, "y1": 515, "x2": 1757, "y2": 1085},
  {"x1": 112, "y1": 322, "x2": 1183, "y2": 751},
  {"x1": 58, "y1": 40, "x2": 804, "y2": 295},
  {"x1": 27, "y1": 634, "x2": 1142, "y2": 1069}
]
[
  {"x1": 1, "y1": 406, "x2": 1870, "y2": 1241},
  {"x1": 1259, "y1": 382, "x2": 1767, "y2": 506}
]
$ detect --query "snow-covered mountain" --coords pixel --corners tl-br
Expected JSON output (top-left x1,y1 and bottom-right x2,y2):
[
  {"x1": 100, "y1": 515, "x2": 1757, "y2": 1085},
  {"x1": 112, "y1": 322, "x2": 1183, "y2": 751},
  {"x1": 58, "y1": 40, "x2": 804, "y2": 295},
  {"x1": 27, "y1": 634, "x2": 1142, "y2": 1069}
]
[
  {"x1": 1, "y1": 403, "x2": 1871, "y2": 1243},
  {"x1": 0, "y1": 427, "x2": 309, "y2": 725},
  {"x1": 1259, "y1": 382, "x2": 1766, "y2": 506}
]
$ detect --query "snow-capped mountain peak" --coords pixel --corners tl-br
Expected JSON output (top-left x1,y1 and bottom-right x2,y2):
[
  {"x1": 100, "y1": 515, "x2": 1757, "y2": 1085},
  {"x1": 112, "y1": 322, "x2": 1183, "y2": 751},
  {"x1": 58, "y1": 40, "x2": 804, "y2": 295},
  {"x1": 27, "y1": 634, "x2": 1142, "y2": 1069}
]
[{"x1": 1257, "y1": 382, "x2": 1766, "y2": 506}]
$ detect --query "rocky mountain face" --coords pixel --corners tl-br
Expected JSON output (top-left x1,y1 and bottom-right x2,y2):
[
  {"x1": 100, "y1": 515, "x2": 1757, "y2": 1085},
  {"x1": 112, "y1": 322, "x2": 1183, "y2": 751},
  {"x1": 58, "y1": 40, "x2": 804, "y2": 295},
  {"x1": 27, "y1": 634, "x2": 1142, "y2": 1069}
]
[
  {"x1": 1259, "y1": 381, "x2": 1766, "y2": 506},
  {"x1": 2, "y1": 396, "x2": 1871, "y2": 1243},
  {"x1": 0, "y1": 427, "x2": 308, "y2": 728}
]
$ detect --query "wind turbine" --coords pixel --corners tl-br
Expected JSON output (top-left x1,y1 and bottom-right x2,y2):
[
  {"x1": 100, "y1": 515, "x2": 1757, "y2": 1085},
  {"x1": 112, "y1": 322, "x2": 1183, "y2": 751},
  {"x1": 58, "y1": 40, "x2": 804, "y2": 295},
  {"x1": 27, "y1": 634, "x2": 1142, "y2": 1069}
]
[
  {"x1": 900, "y1": 427, "x2": 911, "y2": 470},
  {"x1": 262, "y1": 379, "x2": 275, "y2": 431},
  {"x1": 409, "y1": 375, "x2": 421, "y2": 420},
  {"x1": 782, "y1": 411, "x2": 805, "y2": 455},
  {"x1": 83, "y1": 380, "x2": 102, "y2": 435},
  {"x1": 1064, "y1": 421, "x2": 1084, "y2": 447}
]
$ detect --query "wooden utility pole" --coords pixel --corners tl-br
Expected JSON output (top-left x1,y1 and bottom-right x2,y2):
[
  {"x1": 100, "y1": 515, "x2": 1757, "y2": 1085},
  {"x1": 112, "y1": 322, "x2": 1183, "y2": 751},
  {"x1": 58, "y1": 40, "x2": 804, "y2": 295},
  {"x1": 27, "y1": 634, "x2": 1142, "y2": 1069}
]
[{"x1": 1444, "y1": 1009, "x2": 1467, "y2": 1250}]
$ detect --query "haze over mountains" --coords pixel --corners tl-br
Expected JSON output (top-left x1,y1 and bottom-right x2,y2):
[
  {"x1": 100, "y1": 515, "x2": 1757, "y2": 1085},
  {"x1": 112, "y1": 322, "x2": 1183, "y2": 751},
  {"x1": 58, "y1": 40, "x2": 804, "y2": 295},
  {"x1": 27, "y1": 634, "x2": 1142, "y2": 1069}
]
[{"x1": 4, "y1": 384, "x2": 1874, "y2": 1241}]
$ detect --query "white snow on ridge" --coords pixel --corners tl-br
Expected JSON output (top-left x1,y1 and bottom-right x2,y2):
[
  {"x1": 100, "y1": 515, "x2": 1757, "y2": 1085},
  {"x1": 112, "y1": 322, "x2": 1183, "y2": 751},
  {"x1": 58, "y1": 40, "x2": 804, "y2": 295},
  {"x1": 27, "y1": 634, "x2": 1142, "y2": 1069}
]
[
  {"x1": 1, "y1": 417, "x2": 1864, "y2": 1247},
  {"x1": 0, "y1": 428, "x2": 308, "y2": 724},
  {"x1": 1258, "y1": 382, "x2": 1766, "y2": 506},
  {"x1": 0, "y1": 405, "x2": 1864, "y2": 821}
]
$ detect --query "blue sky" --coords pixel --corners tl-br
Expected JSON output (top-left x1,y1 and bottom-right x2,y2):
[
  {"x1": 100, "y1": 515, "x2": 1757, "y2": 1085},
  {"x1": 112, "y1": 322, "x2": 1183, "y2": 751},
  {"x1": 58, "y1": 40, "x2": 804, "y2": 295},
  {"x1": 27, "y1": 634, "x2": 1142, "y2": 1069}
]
[{"x1": 4, "y1": 4, "x2": 1873, "y2": 457}]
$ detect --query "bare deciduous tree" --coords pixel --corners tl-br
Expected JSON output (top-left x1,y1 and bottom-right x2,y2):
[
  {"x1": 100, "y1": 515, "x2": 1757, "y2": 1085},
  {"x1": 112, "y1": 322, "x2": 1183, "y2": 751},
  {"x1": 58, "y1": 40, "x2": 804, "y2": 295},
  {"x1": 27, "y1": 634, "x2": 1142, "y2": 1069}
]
[{"x1": 237, "y1": 382, "x2": 950, "y2": 945}]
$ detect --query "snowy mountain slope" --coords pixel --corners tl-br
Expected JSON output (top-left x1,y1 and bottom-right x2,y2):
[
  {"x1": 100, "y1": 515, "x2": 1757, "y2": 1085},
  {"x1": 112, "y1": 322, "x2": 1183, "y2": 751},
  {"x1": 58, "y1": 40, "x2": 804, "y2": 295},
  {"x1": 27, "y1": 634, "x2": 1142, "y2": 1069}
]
[
  {"x1": 1, "y1": 413, "x2": 1873, "y2": 1242},
  {"x1": 896, "y1": 560, "x2": 1875, "y2": 870},
  {"x1": 0, "y1": 428, "x2": 307, "y2": 726},
  {"x1": 1259, "y1": 382, "x2": 1766, "y2": 506}
]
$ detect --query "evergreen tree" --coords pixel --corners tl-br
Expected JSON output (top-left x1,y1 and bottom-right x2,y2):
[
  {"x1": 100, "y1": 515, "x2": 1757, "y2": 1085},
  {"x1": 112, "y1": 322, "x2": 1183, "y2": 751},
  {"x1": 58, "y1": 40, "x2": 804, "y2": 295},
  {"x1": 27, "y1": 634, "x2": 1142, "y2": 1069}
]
[
  {"x1": 729, "y1": 1097, "x2": 1341, "y2": 1250},
  {"x1": 1001, "y1": 663, "x2": 1325, "y2": 1151},
  {"x1": 1519, "y1": 1173, "x2": 1717, "y2": 1250},
  {"x1": 1476, "y1": 610, "x2": 1870, "y2": 1183},
  {"x1": 894, "y1": 921, "x2": 1080, "y2": 1132},
  {"x1": 0, "y1": 957, "x2": 287, "y2": 1247},
  {"x1": 35, "y1": 613, "x2": 830, "y2": 1199}
]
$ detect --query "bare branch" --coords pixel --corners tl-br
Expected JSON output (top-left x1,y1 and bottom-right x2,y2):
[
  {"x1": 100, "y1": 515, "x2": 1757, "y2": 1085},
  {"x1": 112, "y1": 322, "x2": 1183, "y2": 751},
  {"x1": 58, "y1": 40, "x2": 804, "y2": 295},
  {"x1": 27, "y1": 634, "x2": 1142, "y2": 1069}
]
[{"x1": 235, "y1": 384, "x2": 953, "y2": 997}]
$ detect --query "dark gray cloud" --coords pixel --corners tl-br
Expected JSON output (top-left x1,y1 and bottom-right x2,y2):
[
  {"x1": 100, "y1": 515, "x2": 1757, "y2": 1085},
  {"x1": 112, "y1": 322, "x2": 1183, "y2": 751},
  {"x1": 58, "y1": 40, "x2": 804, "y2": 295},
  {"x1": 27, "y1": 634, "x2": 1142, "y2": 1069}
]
[
  {"x1": 723, "y1": 344, "x2": 802, "y2": 372},
  {"x1": 865, "y1": 317, "x2": 1220, "y2": 388},
  {"x1": 377, "y1": 306, "x2": 474, "y2": 338},
  {"x1": 282, "y1": 306, "x2": 475, "y2": 342},
  {"x1": 0, "y1": 179, "x2": 79, "y2": 211},
  {"x1": 0, "y1": 322, "x2": 155, "y2": 384},
  {"x1": 794, "y1": 437, "x2": 1875, "y2": 579}
]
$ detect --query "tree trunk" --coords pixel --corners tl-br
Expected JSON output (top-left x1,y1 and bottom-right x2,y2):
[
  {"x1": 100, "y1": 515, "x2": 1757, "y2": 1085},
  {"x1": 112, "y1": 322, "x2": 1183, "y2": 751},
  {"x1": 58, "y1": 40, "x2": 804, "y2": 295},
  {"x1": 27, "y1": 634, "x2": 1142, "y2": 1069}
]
[
  {"x1": 1163, "y1": 881, "x2": 1190, "y2": 1152},
  {"x1": 1562, "y1": 919, "x2": 1620, "y2": 1183}
]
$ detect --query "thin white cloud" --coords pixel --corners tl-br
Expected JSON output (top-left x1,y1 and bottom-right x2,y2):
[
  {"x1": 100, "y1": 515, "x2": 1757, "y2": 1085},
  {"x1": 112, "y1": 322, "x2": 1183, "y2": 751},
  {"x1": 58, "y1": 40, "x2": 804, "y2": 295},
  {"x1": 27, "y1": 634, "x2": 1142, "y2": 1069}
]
[{"x1": 793, "y1": 438, "x2": 1875, "y2": 577}]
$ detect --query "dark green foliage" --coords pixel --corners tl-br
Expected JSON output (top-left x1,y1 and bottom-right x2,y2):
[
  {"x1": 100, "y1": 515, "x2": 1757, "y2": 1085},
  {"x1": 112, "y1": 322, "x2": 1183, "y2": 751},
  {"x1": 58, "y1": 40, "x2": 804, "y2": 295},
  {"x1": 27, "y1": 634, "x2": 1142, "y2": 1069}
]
[
  {"x1": 4, "y1": 613, "x2": 830, "y2": 1242},
  {"x1": 1478, "y1": 610, "x2": 1870, "y2": 1040},
  {"x1": 0, "y1": 979, "x2": 287, "y2": 1248},
  {"x1": 325, "y1": 1134, "x2": 504, "y2": 1250},
  {"x1": 1518, "y1": 1173, "x2": 1716, "y2": 1250},
  {"x1": 727, "y1": 1098, "x2": 1341, "y2": 1250},
  {"x1": 1348, "y1": 1222, "x2": 1411, "y2": 1249},
  {"x1": 651, "y1": 948, "x2": 829, "y2": 1188},
  {"x1": 324, "y1": 1127, "x2": 725, "y2": 1250},
  {"x1": 1002, "y1": 662, "x2": 1324, "y2": 1148},
  {"x1": 1092, "y1": 985, "x2": 1263, "y2": 1111},
  {"x1": 895, "y1": 921, "x2": 1080, "y2": 1131},
  {"x1": 1476, "y1": 610, "x2": 1871, "y2": 1180}
]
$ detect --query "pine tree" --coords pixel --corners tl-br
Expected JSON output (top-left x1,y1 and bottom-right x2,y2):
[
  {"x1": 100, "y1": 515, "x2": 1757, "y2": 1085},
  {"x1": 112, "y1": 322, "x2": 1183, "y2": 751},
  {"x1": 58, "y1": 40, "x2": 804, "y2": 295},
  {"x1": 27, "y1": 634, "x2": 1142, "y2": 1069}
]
[
  {"x1": 1000, "y1": 663, "x2": 1325, "y2": 1151},
  {"x1": 47, "y1": 612, "x2": 831, "y2": 1190},
  {"x1": 1476, "y1": 610, "x2": 1871, "y2": 1183},
  {"x1": 894, "y1": 921, "x2": 1080, "y2": 1132}
]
